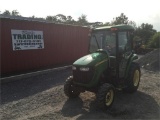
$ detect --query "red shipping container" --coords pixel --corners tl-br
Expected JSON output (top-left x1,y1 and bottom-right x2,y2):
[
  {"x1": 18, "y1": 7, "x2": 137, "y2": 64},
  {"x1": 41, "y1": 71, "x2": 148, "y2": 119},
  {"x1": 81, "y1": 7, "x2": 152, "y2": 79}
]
[{"x1": 0, "y1": 17, "x2": 90, "y2": 76}]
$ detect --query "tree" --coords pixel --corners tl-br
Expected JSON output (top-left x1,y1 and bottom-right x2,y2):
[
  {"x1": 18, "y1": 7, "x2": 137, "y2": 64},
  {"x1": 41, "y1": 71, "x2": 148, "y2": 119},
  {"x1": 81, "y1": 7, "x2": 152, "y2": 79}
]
[
  {"x1": 11, "y1": 10, "x2": 20, "y2": 16},
  {"x1": 46, "y1": 16, "x2": 57, "y2": 22},
  {"x1": 46, "y1": 15, "x2": 77, "y2": 25},
  {"x1": 56, "y1": 14, "x2": 67, "y2": 23},
  {"x1": 66, "y1": 16, "x2": 76, "y2": 24},
  {"x1": 133, "y1": 36, "x2": 141, "y2": 42},
  {"x1": 77, "y1": 14, "x2": 88, "y2": 26},
  {"x1": 46, "y1": 16, "x2": 54, "y2": 21},
  {"x1": 2, "y1": 10, "x2": 11, "y2": 15},
  {"x1": 111, "y1": 13, "x2": 128, "y2": 25},
  {"x1": 135, "y1": 23, "x2": 157, "y2": 44},
  {"x1": 147, "y1": 32, "x2": 160, "y2": 48},
  {"x1": 128, "y1": 20, "x2": 136, "y2": 28},
  {"x1": 31, "y1": 15, "x2": 35, "y2": 18},
  {"x1": 2, "y1": 10, "x2": 21, "y2": 16}
]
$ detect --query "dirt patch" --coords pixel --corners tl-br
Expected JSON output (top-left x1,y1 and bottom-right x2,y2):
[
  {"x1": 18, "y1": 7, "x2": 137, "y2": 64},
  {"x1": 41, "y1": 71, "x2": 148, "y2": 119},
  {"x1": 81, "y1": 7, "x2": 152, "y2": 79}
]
[{"x1": 1, "y1": 66, "x2": 160, "y2": 119}]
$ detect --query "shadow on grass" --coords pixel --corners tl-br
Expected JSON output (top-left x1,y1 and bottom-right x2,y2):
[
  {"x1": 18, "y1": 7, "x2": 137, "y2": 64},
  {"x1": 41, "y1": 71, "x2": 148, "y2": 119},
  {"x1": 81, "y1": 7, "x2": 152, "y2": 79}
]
[{"x1": 61, "y1": 91, "x2": 160, "y2": 119}]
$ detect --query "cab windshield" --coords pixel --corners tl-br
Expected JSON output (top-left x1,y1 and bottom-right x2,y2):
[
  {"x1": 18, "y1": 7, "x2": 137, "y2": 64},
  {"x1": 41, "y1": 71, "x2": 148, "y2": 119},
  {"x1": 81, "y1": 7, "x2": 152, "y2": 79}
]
[
  {"x1": 89, "y1": 31, "x2": 130, "y2": 56},
  {"x1": 89, "y1": 31, "x2": 116, "y2": 55}
]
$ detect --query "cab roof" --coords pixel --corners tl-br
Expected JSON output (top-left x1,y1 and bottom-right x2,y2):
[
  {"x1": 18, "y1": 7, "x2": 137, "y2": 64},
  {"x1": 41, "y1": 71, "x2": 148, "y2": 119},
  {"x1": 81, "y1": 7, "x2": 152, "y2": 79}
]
[{"x1": 95, "y1": 24, "x2": 135, "y2": 31}]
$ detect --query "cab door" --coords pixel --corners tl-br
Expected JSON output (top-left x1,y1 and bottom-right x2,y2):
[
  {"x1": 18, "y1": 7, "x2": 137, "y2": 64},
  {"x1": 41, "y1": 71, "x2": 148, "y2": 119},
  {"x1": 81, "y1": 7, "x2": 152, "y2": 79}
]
[{"x1": 118, "y1": 31, "x2": 132, "y2": 78}]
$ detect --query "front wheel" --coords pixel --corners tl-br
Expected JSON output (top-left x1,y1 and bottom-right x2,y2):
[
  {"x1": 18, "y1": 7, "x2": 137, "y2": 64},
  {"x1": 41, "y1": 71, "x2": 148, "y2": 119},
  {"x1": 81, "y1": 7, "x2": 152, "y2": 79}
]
[
  {"x1": 123, "y1": 63, "x2": 141, "y2": 93},
  {"x1": 96, "y1": 83, "x2": 115, "y2": 110},
  {"x1": 64, "y1": 76, "x2": 80, "y2": 98}
]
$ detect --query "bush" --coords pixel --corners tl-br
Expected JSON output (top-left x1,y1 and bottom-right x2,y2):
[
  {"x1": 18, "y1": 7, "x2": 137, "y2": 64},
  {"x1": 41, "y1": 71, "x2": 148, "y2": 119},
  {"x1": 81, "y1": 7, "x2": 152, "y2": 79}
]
[{"x1": 147, "y1": 32, "x2": 160, "y2": 48}]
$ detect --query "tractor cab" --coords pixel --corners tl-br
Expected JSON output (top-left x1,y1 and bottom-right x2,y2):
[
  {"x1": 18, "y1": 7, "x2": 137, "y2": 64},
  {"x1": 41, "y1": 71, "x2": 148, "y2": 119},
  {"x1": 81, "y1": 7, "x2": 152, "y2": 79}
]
[{"x1": 89, "y1": 25, "x2": 135, "y2": 79}]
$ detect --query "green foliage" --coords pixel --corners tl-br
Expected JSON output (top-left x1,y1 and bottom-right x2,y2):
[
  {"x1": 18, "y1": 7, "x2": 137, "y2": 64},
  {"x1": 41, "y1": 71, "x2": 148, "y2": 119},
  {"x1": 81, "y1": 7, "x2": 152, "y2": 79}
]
[
  {"x1": 133, "y1": 36, "x2": 141, "y2": 42},
  {"x1": 12, "y1": 10, "x2": 20, "y2": 16},
  {"x1": 46, "y1": 14, "x2": 76, "y2": 25},
  {"x1": 135, "y1": 23, "x2": 157, "y2": 44},
  {"x1": 147, "y1": 32, "x2": 160, "y2": 48},
  {"x1": 2, "y1": 10, "x2": 11, "y2": 15},
  {"x1": 56, "y1": 14, "x2": 67, "y2": 23},
  {"x1": 128, "y1": 21, "x2": 136, "y2": 28},
  {"x1": 66, "y1": 16, "x2": 76, "y2": 24},
  {"x1": 77, "y1": 14, "x2": 88, "y2": 25},
  {"x1": 110, "y1": 13, "x2": 136, "y2": 29},
  {"x1": 111, "y1": 13, "x2": 128, "y2": 25},
  {"x1": 2, "y1": 10, "x2": 21, "y2": 16},
  {"x1": 46, "y1": 16, "x2": 57, "y2": 22}
]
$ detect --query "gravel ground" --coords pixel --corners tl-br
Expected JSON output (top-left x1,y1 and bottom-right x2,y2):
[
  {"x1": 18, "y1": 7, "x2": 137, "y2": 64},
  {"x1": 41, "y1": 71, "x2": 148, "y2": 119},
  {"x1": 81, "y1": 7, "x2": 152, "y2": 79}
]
[
  {"x1": 1, "y1": 52, "x2": 160, "y2": 120},
  {"x1": 136, "y1": 49, "x2": 160, "y2": 72}
]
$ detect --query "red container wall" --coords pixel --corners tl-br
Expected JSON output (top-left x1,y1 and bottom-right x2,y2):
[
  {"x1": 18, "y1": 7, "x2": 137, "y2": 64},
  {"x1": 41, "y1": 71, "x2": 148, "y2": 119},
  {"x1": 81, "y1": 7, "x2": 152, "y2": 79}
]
[{"x1": 1, "y1": 18, "x2": 90, "y2": 76}]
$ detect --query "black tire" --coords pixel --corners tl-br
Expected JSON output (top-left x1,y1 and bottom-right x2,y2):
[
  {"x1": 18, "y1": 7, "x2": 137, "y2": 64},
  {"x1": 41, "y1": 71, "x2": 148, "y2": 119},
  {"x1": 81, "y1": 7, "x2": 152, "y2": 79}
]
[
  {"x1": 96, "y1": 83, "x2": 115, "y2": 110},
  {"x1": 64, "y1": 76, "x2": 80, "y2": 98},
  {"x1": 123, "y1": 62, "x2": 141, "y2": 93}
]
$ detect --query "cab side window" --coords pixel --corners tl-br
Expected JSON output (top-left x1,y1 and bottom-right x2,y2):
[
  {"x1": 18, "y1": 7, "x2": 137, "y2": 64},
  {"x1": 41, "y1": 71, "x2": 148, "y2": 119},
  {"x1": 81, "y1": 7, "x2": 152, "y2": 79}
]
[
  {"x1": 89, "y1": 35, "x2": 99, "y2": 53},
  {"x1": 118, "y1": 32, "x2": 131, "y2": 52}
]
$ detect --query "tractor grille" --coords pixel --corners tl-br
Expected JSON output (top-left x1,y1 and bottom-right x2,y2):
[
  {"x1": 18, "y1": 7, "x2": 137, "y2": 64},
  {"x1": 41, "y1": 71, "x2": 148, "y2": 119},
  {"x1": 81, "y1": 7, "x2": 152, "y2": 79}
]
[{"x1": 73, "y1": 67, "x2": 94, "y2": 84}]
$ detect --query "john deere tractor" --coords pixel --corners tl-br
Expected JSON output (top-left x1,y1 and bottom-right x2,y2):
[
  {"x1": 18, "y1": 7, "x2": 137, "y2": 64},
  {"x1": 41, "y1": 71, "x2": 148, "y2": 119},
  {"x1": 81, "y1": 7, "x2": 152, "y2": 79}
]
[{"x1": 64, "y1": 25, "x2": 141, "y2": 110}]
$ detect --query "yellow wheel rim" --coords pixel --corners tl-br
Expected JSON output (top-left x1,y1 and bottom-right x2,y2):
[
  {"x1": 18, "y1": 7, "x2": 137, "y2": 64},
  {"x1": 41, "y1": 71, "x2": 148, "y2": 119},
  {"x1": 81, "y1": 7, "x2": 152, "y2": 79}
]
[
  {"x1": 105, "y1": 89, "x2": 114, "y2": 106},
  {"x1": 133, "y1": 70, "x2": 140, "y2": 87}
]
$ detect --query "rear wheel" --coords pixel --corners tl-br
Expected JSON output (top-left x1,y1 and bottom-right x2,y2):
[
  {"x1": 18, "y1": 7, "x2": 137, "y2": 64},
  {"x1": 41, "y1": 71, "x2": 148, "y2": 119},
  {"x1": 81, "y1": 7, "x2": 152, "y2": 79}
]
[
  {"x1": 64, "y1": 76, "x2": 80, "y2": 98},
  {"x1": 96, "y1": 83, "x2": 115, "y2": 110},
  {"x1": 123, "y1": 63, "x2": 141, "y2": 93}
]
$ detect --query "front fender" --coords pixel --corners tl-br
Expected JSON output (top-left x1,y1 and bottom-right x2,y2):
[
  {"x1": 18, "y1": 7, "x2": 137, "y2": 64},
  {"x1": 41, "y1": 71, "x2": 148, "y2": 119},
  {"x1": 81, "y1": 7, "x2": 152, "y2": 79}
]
[{"x1": 91, "y1": 58, "x2": 109, "y2": 87}]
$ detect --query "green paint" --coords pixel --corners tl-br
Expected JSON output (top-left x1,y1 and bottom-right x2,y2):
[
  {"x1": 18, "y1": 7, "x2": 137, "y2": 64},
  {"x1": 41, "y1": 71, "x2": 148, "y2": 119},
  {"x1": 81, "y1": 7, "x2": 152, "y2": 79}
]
[{"x1": 73, "y1": 52, "x2": 108, "y2": 67}]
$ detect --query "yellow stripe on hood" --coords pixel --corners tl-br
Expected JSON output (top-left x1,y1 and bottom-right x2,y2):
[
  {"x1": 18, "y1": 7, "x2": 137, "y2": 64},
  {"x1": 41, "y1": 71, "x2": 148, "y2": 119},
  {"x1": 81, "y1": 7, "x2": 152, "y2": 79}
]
[{"x1": 95, "y1": 58, "x2": 108, "y2": 67}]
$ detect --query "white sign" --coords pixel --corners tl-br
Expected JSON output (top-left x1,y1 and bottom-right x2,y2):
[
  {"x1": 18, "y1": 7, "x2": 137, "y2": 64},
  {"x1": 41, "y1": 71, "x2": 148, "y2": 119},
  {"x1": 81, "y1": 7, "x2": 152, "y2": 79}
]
[{"x1": 11, "y1": 30, "x2": 44, "y2": 50}]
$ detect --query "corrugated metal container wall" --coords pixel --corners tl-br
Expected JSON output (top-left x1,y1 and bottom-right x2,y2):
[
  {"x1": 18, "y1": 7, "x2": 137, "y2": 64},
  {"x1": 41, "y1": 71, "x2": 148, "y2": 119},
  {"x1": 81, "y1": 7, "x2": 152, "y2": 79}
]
[{"x1": 1, "y1": 18, "x2": 90, "y2": 76}]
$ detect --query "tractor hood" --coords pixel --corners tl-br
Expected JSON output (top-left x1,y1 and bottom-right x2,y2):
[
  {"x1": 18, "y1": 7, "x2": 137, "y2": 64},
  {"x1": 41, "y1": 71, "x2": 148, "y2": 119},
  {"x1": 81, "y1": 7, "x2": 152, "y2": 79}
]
[{"x1": 73, "y1": 51, "x2": 109, "y2": 67}]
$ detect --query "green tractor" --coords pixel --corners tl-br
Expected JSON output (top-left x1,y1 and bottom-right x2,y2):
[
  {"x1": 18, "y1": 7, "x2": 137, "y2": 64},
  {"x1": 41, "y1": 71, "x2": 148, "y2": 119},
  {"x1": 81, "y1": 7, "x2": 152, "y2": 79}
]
[{"x1": 64, "y1": 25, "x2": 141, "y2": 110}]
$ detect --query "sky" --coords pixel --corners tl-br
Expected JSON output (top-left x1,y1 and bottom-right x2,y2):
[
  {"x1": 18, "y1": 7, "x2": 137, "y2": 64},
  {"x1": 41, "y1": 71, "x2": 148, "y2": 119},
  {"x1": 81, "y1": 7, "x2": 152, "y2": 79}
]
[{"x1": 0, "y1": 0, "x2": 160, "y2": 31}]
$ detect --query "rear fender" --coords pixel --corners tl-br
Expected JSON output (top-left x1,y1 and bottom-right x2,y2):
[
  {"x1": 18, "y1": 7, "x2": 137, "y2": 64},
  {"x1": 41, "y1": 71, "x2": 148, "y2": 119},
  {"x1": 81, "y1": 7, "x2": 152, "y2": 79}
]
[{"x1": 124, "y1": 54, "x2": 138, "y2": 79}]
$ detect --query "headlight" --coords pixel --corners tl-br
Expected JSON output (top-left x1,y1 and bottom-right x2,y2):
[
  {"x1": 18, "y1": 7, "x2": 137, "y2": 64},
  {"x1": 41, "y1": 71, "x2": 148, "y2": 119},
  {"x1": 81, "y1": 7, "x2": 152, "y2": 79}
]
[
  {"x1": 72, "y1": 66, "x2": 76, "y2": 70},
  {"x1": 80, "y1": 67, "x2": 89, "y2": 71}
]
